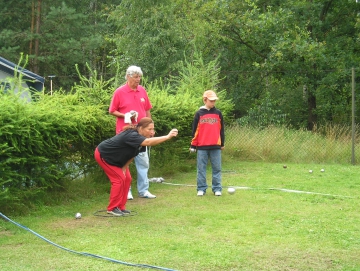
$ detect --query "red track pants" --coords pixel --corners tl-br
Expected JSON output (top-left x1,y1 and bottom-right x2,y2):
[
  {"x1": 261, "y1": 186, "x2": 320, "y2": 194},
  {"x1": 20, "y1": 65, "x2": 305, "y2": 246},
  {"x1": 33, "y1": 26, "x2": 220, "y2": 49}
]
[{"x1": 94, "y1": 148, "x2": 132, "y2": 211}]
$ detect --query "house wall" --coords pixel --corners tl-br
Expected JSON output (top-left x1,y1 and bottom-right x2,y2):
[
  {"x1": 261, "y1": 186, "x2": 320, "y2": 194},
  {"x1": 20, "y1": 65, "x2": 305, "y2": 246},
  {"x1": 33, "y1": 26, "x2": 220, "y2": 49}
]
[{"x1": 0, "y1": 70, "x2": 32, "y2": 101}]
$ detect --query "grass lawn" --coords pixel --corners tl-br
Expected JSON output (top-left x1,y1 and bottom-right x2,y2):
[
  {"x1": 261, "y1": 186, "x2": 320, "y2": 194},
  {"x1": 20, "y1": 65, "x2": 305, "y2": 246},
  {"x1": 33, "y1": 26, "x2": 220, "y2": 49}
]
[{"x1": 1, "y1": 160, "x2": 360, "y2": 271}]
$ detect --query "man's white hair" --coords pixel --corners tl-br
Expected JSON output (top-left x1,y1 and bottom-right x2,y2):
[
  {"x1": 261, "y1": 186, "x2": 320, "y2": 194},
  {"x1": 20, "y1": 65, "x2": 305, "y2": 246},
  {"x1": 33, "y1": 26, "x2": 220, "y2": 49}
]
[{"x1": 125, "y1": 65, "x2": 143, "y2": 79}]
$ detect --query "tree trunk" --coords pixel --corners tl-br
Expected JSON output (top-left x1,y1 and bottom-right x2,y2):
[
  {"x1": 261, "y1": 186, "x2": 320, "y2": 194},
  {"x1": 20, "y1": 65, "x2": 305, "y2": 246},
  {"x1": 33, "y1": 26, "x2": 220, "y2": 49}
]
[
  {"x1": 29, "y1": 1, "x2": 35, "y2": 65},
  {"x1": 307, "y1": 93, "x2": 317, "y2": 130},
  {"x1": 33, "y1": 0, "x2": 41, "y2": 74}
]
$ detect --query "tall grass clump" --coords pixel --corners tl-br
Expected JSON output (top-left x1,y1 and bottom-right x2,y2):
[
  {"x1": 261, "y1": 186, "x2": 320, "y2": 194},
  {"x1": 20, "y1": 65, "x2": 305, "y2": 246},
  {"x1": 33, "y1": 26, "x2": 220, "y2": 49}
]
[{"x1": 225, "y1": 124, "x2": 359, "y2": 164}]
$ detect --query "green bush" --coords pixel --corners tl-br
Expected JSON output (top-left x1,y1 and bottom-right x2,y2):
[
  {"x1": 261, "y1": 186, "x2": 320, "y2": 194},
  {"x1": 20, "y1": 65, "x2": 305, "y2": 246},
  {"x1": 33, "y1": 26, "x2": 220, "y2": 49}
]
[{"x1": 0, "y1": 91, "x2": 114, "y2": 212}]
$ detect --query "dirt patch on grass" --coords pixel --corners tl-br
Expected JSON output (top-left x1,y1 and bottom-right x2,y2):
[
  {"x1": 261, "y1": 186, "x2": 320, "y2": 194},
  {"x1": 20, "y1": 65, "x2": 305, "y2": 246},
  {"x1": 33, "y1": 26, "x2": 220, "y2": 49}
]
[
  {"x1": 250, "y1": 246, "x2": 345, "y2": 270},
  {"x1": 48, "y1": 215, "x2": 120, "y2": 230},
  {"x1": 0, "y1": 228, "x2": 13, "y2": 237}
]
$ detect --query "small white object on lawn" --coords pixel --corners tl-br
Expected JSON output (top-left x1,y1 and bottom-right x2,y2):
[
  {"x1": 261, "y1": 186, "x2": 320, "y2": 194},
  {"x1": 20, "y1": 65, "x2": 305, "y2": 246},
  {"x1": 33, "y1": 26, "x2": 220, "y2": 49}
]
[
  {"x1": 321, "y1": 169, "x2": 325, "y2": 172},
  {"x1": 227, "y1": 187, "x2": 236, "y2": 194},
  {"x1": 309, "y1": 170, "x2": 313, "y2": 173},
  {"x1": 75, "y1": 212, "x2": 82, "y2": 219}
]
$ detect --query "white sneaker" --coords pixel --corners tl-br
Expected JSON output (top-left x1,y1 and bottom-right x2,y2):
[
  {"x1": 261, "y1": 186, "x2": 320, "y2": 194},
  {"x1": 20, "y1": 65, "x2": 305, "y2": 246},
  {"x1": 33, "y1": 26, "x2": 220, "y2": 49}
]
[
  {"x1": 197, "y1": 191, "x2": 204, "y2": 196},
  {"x1": 214, "y1": 191, "x2": 222, "y2": 196},
  {"x1": 127, "y1": 190, "x2": 134, "y2": 200},
  {"x1": 139, "y1": 191, "x2": 156, "y2": 199}
]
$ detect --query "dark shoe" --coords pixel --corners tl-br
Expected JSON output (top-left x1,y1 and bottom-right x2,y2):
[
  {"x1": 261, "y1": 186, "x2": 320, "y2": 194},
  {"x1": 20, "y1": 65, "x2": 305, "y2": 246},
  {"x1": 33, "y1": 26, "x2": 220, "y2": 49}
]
[
  {"x1": 107, "y1": 207, "x2": 124, "y2": 216},
  {"x1": 121, "y1": 209, "x2": 131, "y2": 214}
]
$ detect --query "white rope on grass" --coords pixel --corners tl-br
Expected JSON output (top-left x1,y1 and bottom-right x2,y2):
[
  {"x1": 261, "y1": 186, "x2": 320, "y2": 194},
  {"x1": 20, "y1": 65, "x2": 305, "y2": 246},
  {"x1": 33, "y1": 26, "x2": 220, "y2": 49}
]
[
  {"x1": 267, "y1": 187, "x2": 354, "y2": 198},
  {"x1": 161, "y1": 182, "x2": 353, "y2": 198}
]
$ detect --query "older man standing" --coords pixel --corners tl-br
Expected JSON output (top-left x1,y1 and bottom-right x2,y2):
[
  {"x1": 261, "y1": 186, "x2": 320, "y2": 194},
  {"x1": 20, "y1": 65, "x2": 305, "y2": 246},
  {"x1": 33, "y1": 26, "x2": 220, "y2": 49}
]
[{"x1": 109, "y1": 65, "x2": 156, "y2": 199}]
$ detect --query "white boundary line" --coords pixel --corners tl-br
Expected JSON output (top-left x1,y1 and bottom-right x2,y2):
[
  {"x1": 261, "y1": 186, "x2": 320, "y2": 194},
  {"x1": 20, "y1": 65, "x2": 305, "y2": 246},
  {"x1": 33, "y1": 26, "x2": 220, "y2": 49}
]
[{"x1": 161, "y1": 182, "x2": 354, "y2": 198}]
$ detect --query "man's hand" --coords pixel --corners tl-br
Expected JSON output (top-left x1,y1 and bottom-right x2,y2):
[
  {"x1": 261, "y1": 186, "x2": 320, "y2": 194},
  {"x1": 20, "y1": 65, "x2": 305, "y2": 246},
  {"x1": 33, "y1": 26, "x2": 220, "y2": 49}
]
[
  {"x1": 130, "y1": 110, "x2": 138, "y2": 121},
  {"x1": 124, "y1": 110, "x2": 138, "y2": 123}
]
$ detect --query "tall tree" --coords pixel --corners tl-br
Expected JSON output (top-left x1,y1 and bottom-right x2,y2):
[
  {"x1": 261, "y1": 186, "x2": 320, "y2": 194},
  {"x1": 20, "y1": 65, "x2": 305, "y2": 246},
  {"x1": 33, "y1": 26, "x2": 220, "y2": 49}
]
[
  {"x1": 108, "y1": 1, "x2": 187, "y2": 82},
  {"x1": 0, "y1": 0, "x2": 116, "y2": 90},
  {"x1": 196, "y1": 0, "x2": 360, "y2": 128}
]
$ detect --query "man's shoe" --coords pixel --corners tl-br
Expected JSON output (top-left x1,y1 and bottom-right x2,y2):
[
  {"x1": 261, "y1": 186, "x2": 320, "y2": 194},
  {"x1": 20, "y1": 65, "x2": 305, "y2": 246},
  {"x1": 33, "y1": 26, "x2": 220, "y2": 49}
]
[
  {"x1": 197, "y1": 190, "x2": 205, "y2": 196},
  {"x1": 139, "y1": 191, "x2": 156, "y2": 199},
  {"x1": 214, "y1": 191, "x2": 222, "y2": 196},
  {"x1": 107, "y1": 207, "x2": 124, "y2": 216},
  {"x1": 121, "y1": 209, "x2": 131, "y2": 214},
  {"x1": 127, "y1": 190, "x2": 134, "y2": 200}
]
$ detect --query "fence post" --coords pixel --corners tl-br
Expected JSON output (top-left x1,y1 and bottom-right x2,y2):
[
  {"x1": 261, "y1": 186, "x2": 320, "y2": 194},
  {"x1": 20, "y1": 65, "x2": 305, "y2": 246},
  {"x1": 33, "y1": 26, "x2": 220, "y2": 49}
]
[{"x1": 352, "y1": 68, "x2": 356, "y2": 165}]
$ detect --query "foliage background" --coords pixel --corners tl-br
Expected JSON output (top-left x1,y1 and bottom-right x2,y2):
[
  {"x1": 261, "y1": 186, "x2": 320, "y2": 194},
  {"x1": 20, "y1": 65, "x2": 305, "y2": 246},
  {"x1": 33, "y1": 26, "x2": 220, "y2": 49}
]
[{"x1": 1, "y1": 0, "x2": 360, "y2": 129}]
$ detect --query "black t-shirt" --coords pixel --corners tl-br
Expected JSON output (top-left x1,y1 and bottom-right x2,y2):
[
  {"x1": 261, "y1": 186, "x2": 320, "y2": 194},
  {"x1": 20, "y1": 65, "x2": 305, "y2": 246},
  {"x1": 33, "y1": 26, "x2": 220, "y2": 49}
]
[{"x1": 97, "y1": 129, "x2": 146, "y2": 167}]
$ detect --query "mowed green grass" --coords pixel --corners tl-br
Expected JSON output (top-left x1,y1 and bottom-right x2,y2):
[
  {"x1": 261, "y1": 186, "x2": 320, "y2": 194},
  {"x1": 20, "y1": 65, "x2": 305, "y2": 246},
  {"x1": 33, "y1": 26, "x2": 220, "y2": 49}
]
[{"x1": 1, "y1": 160, "x2": 360, "y2": 271}]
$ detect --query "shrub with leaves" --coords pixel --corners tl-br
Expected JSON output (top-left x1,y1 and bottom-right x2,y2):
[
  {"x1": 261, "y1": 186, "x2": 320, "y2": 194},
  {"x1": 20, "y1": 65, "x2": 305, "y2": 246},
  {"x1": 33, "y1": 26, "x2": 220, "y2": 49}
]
[{"x1": 0, "y1": 90, "x2": 114, "y2": 212}]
